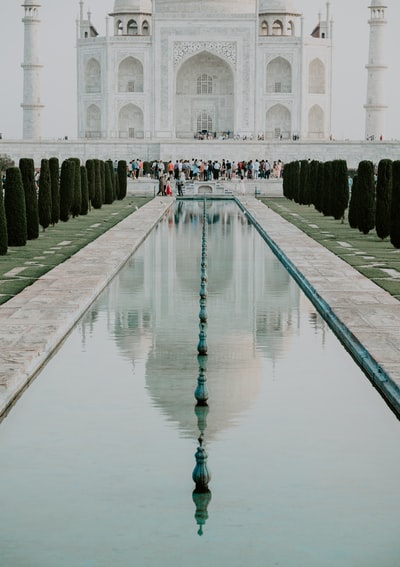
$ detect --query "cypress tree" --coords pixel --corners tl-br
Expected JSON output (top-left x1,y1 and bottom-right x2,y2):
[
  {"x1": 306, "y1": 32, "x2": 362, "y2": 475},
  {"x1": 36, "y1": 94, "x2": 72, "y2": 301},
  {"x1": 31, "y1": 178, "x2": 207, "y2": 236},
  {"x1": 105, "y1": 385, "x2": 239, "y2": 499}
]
[
  {"x1": 375, "y1": 159, "x2": 392, "y2": 240},
  {"x1": 92, "y1": 159, "x2": 102, "y2": 209},
  {"x1": 106, "y1": 160, "x2": 116, "y2": 202},
  {"x1": 309, "y1": 160, "x2": 319, "y2": 208},
  {"x1": 331, "y1": 159, "x2": 349, "y2": 222},
  {"x1": 322, "y1": 161, "x2": 333, "y2": 216},
  {"x1": 114, "y1": 170, "x2": 120, "y2": 201},
  {"x1": 38, "y1": 159, "x2": 52, "y2": 232},
  {"x1": 357, "y1": 160, "x2": 376, "y2": 235},
  {"x1": 4, "y1": 167, "x2": 27, "y2": 246},
  {"x1": 291, "y1": 161, "x2": 300, "y2": 204},
  {"x1": 117, "y1": 160, "x2": 127, "y2": 199},
  {"x1": 348, "y1": 173, "x2": 359, "y2": 229},
  {"x1": 299, "y1": 160, "x2": 310, "y2": 205},
  {"x1": 0, "y1": 184, "x2": 8, "y2": 255},
  {"x1": 19, "y1": 157, "x2": 39, "y2": 240},
  {"x1": 101, "y1": 161, "x2": 106, "y2": 203},
  {"x1": 80, "y1": 166, "x2": 89, "y2": 215},
  {"x1": 69, "y1": 158, "x2": 81, "y2": 218},
  {"x1": 390, "y1": 160, "x2": 400, "y2": 248},
  {"x1": 282, "y1": 161, "x2": 290, "y2": 199},
  {"x1": 104, "y1": 161, "x2": 114, "y2": 204},
  {"x1": 59, "y1": 159, "x2": 75, "y2": 222},
  {"x1": 49, "y1": 157, "x2": 60, "y2": 225},
  {"x1": 86, "y1": 159, "x2": 95, "y2": 209},
  {"x1": 314, "y1": 161, "x2": 324, "y2": 213}
]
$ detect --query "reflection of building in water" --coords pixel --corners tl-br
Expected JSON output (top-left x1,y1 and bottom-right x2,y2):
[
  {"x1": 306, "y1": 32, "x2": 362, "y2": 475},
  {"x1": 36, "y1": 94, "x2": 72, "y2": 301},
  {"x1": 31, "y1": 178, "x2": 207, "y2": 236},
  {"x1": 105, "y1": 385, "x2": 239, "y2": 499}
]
[{"x1": 83, "y1": 201, "x2": 300, "y2": 439}]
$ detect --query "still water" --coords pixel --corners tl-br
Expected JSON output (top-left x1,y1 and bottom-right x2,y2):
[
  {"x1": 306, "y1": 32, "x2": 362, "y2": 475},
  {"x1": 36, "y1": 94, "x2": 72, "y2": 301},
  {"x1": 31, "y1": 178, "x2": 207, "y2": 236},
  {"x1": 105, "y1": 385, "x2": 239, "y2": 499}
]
[{"x1": 0, "y1": 201, "x2": 399, "y2": 567}]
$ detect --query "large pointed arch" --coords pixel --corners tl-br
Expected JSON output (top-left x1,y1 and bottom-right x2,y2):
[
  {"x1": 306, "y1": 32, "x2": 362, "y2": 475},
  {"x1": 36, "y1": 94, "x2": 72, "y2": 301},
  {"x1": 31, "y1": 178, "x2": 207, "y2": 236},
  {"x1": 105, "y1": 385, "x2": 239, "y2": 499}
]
[
  {"x1": 175, "y1": 51, "x2": 234, "y2": 138},
  {"x1": 85, "y1": 104, "x2": 101, "y2": 138},
  {"x1": 266, "y1": 57, "x2": 292, "y2": 93},
  {"x1": 265, "y1": 104, "x2": 291, "y2": 139},
  {"x1": 118, "y1": 103, "x2": 144, "y2": 138},
  {"x1": 308, "y1": 105, "x2": 324, "y2": 139},
  {"x1": 85, "y1": 58, "x2": 101, "y2": 93},
  {"x1": 309, "y1": 58, "x2": 326, "y2": 94},
  {"x1": 118, "y1": 57, "x2": 144, "y2": 93}
]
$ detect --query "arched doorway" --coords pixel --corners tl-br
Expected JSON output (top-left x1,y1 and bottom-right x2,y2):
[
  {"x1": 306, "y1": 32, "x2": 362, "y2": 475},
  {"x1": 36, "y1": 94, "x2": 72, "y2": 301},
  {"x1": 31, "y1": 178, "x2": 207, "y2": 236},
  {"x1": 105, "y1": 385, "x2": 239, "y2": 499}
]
[
  {"x1": 118, "y1": 104, "x2": 144, "y2": 138},
  {"x1": 265, "y1": 104, "x2": 291, "y2": 140},
  {"x1": 175, "y1": 51, "x2": 234, "y2": 138}
]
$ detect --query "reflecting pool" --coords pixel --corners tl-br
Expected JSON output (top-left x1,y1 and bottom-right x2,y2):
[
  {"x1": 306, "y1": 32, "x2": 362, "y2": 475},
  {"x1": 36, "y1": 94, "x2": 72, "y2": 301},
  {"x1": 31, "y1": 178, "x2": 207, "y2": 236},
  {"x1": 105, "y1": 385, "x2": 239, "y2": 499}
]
[{"x1": 0, "y1": 201, "x2": 399, "y2": 567}]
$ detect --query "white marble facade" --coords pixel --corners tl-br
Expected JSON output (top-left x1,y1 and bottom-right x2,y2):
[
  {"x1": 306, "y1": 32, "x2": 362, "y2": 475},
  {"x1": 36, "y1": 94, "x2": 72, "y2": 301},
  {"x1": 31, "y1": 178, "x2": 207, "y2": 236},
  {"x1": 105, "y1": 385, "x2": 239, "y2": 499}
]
[{"x1": 76, "y1": 0, "x2": 333, "y2": 142}]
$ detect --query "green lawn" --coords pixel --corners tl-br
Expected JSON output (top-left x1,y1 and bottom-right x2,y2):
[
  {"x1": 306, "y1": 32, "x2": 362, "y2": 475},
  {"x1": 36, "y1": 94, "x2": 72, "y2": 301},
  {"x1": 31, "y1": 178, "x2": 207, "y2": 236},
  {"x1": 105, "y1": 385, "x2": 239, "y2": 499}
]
[
  {"x1": 261, "y1": 197, "x2": 400, "y2": 301},
  {"x1": 0, "y1": 196, "x2": 152, "y2": 305}
]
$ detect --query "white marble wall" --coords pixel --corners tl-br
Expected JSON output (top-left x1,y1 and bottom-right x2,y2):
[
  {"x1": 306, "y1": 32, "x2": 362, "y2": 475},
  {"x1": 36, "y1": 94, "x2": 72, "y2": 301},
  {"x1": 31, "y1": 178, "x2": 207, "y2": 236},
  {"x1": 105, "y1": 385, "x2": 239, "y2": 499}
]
[{"x1": 2, "y1": 139, "x2": 400, "y2": 170}]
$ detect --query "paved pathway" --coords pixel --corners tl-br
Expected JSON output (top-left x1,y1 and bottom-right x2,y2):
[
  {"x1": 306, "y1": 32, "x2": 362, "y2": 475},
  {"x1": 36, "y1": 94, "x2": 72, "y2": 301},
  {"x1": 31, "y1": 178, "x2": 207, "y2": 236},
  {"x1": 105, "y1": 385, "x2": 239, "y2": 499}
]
[{"x1": 1, "y1": 195, "x2": 399, "y2": 418}]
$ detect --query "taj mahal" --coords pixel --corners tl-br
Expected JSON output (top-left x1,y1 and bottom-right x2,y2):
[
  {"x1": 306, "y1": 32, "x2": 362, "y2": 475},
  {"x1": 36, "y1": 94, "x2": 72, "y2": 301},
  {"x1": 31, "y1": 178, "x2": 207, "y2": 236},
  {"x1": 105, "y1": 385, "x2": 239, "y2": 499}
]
[
  {"x1": 76, "y1": 0, "x2": 333, "y2": 142},
  {"x1": 8, "y1": 0, "x2": 393, "y2": 167}
]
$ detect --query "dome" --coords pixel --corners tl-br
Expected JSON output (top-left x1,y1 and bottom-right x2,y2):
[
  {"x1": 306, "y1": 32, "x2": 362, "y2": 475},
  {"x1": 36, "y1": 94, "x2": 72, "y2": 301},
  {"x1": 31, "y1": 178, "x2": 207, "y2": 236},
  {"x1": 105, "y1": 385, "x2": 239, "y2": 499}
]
[
  {"x1": 112, "y1": 0, "x2": 152, "y2": 13},
  {"x1": 259, "y1": 0, "x2": 300, "y2": 14}
]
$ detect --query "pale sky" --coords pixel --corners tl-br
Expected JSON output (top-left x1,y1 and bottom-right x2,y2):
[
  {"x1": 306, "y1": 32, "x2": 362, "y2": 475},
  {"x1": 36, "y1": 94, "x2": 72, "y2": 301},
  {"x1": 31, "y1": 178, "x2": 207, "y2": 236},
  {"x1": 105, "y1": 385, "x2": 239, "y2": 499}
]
[{"x1": 0, "y1": 0, "x2": 398, "y2": 141}]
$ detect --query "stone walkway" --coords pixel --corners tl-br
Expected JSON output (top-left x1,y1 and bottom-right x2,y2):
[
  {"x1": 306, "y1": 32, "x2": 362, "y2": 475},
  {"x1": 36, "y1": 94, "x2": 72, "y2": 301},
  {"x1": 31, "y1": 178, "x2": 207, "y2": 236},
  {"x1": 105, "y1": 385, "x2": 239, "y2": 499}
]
[{"x1": 1, "y1": 195, "x2": 400, "y2": 419}]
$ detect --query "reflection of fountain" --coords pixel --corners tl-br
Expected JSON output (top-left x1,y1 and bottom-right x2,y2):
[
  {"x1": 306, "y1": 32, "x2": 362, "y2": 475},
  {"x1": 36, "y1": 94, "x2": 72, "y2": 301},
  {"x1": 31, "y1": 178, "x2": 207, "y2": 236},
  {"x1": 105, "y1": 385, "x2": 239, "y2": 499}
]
[
  {"x1": 197, "y1": 199, "x2": 208, "y2": 357},
  {"x1": 192, "y1": 198, "x2": 212, "y2": 535}
]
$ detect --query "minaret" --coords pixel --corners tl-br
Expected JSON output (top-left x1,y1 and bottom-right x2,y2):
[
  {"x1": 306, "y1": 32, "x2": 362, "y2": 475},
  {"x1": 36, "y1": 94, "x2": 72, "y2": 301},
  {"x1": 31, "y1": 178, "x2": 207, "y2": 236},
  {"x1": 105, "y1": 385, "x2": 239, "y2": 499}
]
[
  {"x1": 21, "y1": 0, "x2": 44, "y2": 139},
  {"x1": 364, "y1": 0, "x2": 387, "y2": 141}
]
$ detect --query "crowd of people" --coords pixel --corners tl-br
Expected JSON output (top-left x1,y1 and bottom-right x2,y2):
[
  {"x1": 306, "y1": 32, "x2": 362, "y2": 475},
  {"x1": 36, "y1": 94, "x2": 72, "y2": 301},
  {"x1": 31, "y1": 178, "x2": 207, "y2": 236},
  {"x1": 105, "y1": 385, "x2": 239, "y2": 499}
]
[{"x1": 133, "y1": 158, "x2": 284, "y2": 182}]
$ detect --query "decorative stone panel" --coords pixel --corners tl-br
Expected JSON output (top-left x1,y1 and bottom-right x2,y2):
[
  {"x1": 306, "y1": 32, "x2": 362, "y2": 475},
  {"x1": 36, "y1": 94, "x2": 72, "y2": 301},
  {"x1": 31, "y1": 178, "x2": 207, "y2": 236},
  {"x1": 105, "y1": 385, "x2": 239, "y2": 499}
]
[{"x1": 174, "y1": 41, "x2": 237, "y2": 68}]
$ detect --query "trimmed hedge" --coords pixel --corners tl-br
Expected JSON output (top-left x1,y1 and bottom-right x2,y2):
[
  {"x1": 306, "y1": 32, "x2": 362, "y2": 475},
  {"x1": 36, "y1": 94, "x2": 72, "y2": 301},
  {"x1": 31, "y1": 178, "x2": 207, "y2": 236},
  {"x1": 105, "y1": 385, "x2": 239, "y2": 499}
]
[
  {"x1": 49, "y1": 157, "x2": 60, "y2": 225},
  {"x1": 375, "y1": 159, "x2": 392, "y2": 240},
  {"x1": 357, "y1": 160, "x2": 376, "y2": 235},
  {"x1": 38, "y1": 158, "x2": 52, "y2": 231},
  {"x1": 390, "y1": 161, "x2": 400, "y2": 248},
  {"x1": 117, "y1": 160, "x2": 127, "y2": 200},
  {"x1": 59, "y1": 159, "x2": 75, "y2": 222},
  {"x1": 4, "y1": 167, "x2": 27, "y2": 246},
  {"x1": 0, "y1": 184, "x2": 7, "y2": 255},
  {"x1": 19, "y1": 157, "x2": 39, "y2": 240}
]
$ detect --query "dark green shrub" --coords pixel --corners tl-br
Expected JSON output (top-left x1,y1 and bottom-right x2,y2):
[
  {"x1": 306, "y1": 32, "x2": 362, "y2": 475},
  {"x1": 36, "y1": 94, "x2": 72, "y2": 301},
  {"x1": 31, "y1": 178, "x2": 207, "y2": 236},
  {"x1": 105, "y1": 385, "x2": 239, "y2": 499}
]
[
  {"x1": 49, "y1": 157, "x2": 60, "y2": 225},
  {"x1": 4, "y1": 167, "x2": 27, "y2": 246},
  {"x1": 117, "y1": 160, "x2": 127, "y2": 199},
  {"x1": 69, "y1": 158, "x2": 81, "y2": 218},
  {"x1": 80, "y1": 166, "x2": 89, "y2": 215},
  {"x1": 0, "y1": 184, "x2": 7, "y2": 255},
  {"x1": 309, "y1": 160, "x2": 319, "y2": 207},
  {"x1": 282, "y1": 161, "x2": 291, "y2": 199},
  {"x1": 291, "y1": 161, "x2": 300, "y2": 203},
  {"x1": 299, "y1": 160, "x2": 310, "y2": 205},
  {"x1": 106, "y1": 160, "x2": 116, "y2": 202},
  {"x1": 38, "y1": 159, "x2": 52, "y2": 231},
  {"x1": 314, "y1": 161, "x2": 324, "y2": 213},
  {"x1": 143, "y1": 161, "x2": 152, "y2": 176},
  {"x1": 91, "y1": 159, "x2": 102, "y2": 209},
  {"x1": 101, "y1": 161, "x2": 106, "y2": 203},
  {"x1": 348, "y1": 174, "x2": 359, "y2": 229},
  {"x1": 321, "y1": 161, "x2": 333, "y2": 216},
  {"x1": 375, "y1": 159, "x2": 392, "y2": 240},
  {"x1": 85, "y1": 159, "x2": 95, "y2": 208},
  {"x1": 357, "y1": 160, "x2": 376, "y2": 235},
  {"x1": 104, "y1": 161, "x2": 114, "y2": 204},
  {"x1": 59, "y1": 159, "x2": 75, "y2": 222},
  {"x1": 390, "y1": 161, "x2": 400, "y2": 248},
  {"x1": 331, "y1": 160, "x2": 349, "y2": 221},
  {"x1": 19, "y1": 157, "x2": 39, "y2": 240}
]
